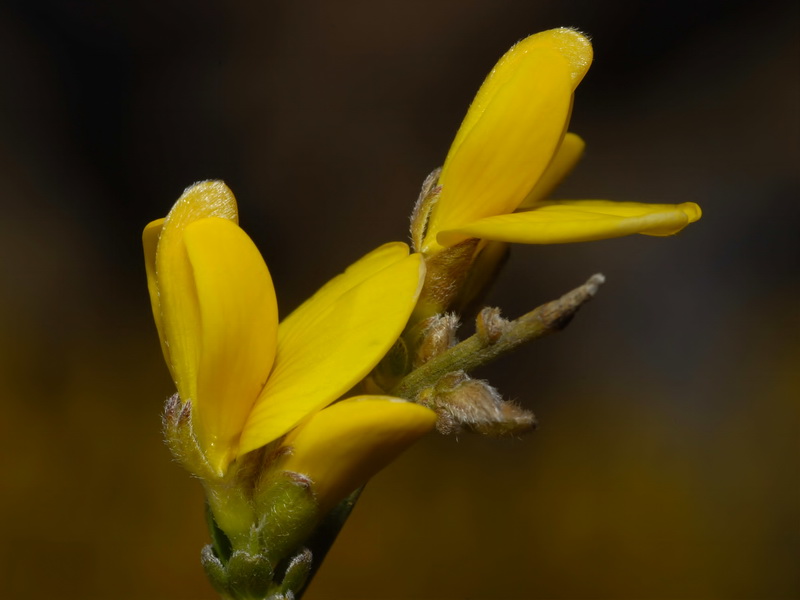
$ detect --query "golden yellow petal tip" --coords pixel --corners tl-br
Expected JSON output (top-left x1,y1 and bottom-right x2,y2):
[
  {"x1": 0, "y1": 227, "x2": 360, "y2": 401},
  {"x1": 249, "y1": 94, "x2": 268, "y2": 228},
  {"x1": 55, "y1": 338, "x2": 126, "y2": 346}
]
[
  {"x1": 680, "y1": 202, "x2": 703, "y2": 223},
  {"x1": 514, "y1": 27, "x2": 594, "y2": 86},
  {"x1": 168, "y1": 180, "x2": 239, "y2": 225}
]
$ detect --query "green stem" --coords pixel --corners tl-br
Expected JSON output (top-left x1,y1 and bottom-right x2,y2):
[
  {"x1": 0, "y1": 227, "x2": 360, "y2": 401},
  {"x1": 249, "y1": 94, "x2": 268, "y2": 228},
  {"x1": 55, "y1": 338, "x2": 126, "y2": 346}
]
[{"x1": 391, "y1": 273, "x2": 605, "y2": 399}]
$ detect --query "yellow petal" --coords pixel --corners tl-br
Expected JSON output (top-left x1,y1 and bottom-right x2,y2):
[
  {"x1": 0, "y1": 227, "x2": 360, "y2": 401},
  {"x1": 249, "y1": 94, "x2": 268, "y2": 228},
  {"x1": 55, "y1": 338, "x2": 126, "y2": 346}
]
[
  {"x1": 163, "y1": 180, "x2": 239, "y2": 228},
  {"x1": 519, "y1": 132, "x2": 586, "y2": 208},
  {"x1": 295, "y1": 241, "x2": 413, "y2": 306},
  {"x1": 238, "y1": 246, "x2": 425, "y2": 456},
  {"x1": 438, "y1": 200, "x2": 702, "y2": 245},
  {"x1": 183, "y1": 217, "x2": 279, "y2": 473},
  {"x1": 532, "y1": 27, "x2": 593, "y2": 88},
  {"x1": 422, "y1": 29, "x2": 592, "y2": 254},
  {"x1": 424, "y1": 49, "x2": 574, "y2": 251},
  {"x1": 156, "y1": 181, "x2": 239, "y2": 404},
  {"x1": 444, "y1": 29, "x2": 591, "y2": 167},
  {"x1": 279, "y1": 396, "x2": 436, "y2": 512},
  {"x1": 142, "y1": 218, "x2": 169, "y2": 367}
]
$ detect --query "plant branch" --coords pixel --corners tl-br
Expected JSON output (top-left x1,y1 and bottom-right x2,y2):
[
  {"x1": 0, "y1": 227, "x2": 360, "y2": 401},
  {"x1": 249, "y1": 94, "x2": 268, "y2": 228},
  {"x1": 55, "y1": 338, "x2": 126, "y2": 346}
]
[{"x1": 391, "y1": 273, "x2": 605, "y2": 400}]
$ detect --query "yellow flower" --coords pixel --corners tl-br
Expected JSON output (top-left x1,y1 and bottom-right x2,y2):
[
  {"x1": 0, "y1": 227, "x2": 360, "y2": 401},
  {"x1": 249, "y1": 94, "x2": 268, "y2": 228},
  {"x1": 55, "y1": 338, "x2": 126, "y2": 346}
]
[
  {"x1": 421, "y1": 28, "x2": 701, "y2": 255},
  {"x1": 143, "y1": 181, "x2": 434, "y2": 480}
]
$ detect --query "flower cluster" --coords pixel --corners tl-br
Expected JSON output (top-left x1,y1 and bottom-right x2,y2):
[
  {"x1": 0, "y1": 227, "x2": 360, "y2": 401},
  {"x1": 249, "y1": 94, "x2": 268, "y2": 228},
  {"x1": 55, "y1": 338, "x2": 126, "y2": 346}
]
[
  {"x1": 143, "y1": 28, "x2": 700, "y2": 599},
  {"x1": 410, "y1": 28, "x2": 699, "y2": 317},
  {"x1": 145, "y1": 182, "x2": 439, "y2": 596}
]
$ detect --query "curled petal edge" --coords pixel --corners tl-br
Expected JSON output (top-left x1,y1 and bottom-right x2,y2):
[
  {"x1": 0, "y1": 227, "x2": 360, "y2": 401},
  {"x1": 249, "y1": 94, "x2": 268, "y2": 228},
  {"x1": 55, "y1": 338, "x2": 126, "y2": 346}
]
[{"x1": 437, "y1": 200, "x2": 702, "y2": 245}]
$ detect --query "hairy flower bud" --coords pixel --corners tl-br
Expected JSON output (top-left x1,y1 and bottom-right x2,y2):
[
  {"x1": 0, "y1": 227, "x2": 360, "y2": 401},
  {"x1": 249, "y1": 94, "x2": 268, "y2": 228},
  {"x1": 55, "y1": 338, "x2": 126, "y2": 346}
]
[
  {"x1": 413, "y1": 313, "x2": 460, "y2": 368},
  {"x1": 418, "y1": 372, "x2": 537, "y2": 436}
]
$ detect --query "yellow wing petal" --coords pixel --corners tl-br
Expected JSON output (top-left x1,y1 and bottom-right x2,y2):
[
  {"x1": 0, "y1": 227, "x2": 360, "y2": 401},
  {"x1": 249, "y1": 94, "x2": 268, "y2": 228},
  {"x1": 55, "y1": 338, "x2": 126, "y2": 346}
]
[
  {"x1": 238, "y1": 247, "x2": 425, "y2": 456},
  {"x1": 425, "y1": 49, "x2": 574, "y2": 251},
  {"x1": 279, "y1": 396, "x2": 436, "y2": 512},
  {"x1": 438, "y1": 200, "x2": 702, "y2": 245},
  {"x1": 142, "y1": 218, "x2": 170, "y2": 368},
  {"x1": 155, "y1": 181, "x2": 239, "y2": 405},
  {"x1": 534, "y1": 27, "x2": 593, "y2": 88},
  {"x1": 519, "y1": 132, "x2": 586, "y2": 208},
  {"x1": 183, "y1": 217, "x2": 279, "y2": 473}
]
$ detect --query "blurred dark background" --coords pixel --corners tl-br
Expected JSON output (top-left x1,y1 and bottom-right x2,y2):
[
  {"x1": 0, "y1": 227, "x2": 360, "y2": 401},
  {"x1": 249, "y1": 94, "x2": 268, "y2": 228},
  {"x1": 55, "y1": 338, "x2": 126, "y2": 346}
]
[{"x1": 1, "y1": 1, "x2": 797, "y2": 598}]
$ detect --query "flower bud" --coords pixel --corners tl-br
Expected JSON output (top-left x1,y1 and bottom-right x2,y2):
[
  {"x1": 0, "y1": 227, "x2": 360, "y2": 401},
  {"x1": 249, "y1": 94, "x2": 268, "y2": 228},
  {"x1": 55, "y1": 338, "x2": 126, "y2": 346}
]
[
  {"x1": 413, "y1": 313, "x2": 460, "y2": 368},
  {"x1": 419, "y1": 372, "x2": 537, "y2": 436}
]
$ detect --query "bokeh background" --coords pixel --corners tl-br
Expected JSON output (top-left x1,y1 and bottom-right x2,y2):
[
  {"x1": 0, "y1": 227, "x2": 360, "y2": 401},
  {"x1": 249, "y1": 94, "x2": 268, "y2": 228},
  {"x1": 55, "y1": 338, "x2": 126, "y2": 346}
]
[{"x1": 1, "y1": 1, "x2": 797, "y2": 598}]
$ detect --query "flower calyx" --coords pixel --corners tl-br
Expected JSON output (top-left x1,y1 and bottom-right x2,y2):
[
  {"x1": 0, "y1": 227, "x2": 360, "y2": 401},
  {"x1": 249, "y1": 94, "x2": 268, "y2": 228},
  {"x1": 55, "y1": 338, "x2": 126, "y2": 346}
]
[{"x1": 417, "y1": 371, "x2": 537, "y2": 436}]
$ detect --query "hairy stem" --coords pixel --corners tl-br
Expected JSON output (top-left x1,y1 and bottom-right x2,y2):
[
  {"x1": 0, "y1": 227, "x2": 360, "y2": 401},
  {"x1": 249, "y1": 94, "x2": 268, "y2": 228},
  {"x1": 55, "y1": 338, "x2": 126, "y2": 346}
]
[{"x1": 391, "y1": 273, "x2": 605, "y2": 399}]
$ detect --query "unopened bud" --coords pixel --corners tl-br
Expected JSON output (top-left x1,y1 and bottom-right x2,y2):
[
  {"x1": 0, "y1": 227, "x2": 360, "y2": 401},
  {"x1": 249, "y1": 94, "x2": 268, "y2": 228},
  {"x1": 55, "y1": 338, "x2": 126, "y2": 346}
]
[
  {"x1": 413, "y1": 313, "x2": 459, "y2": 367},
  {"x1": 420, "y1": 374, "x2": 536, "y2": 436},
  {"x1": 254, "y1": 472, "x2": 320, "y2": 566},
  {"x1": 200, "y1": 544, "x2": 275, "y2": 600},
  {"x1": 226, "y1": 550, "x2": 274, "y2": 599},
  {"x1": 476, "y1": 306, "x2": 507, "y2": 344},
  {"x1": 162, "y1": 394, "x2": 212, "y2": 478}
]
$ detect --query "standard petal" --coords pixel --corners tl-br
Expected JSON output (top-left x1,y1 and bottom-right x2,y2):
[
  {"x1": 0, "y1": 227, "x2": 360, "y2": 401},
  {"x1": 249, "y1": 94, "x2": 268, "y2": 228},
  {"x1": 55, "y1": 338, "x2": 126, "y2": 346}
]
[
  {"x1": 443, "y1": 28, "x2": 591, "y2": 166},
  {"x1": 238, "y1": 249, "x2": 426, "y2": 456},
  {"x1": 156, "y1": 181, "x2": 239, "y2": 405},
  {"x1": 279, "y1": 396, "x2": 436, "y2": 512},
  {"x1": 142, "y1": 218, "x2": 170, "y2": 367},
  {"x1": 437, "y1": 200, "x2": 702, "y2": 245},
  {"x1": 424, "y1": 49, "x2": 574, "y2": 251},
  {"x1": 183, "y1": 217, "x2": 279, "y2": 473},
  {"x1": 519, "y1": 132, "x2": 586, "y2": 208},
  {"x1": 535, "y1": 27, "x2": 593, "y2": 88},
  {"x1": 162, "y1": 180, "x2": 239, "y2": 229}
]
